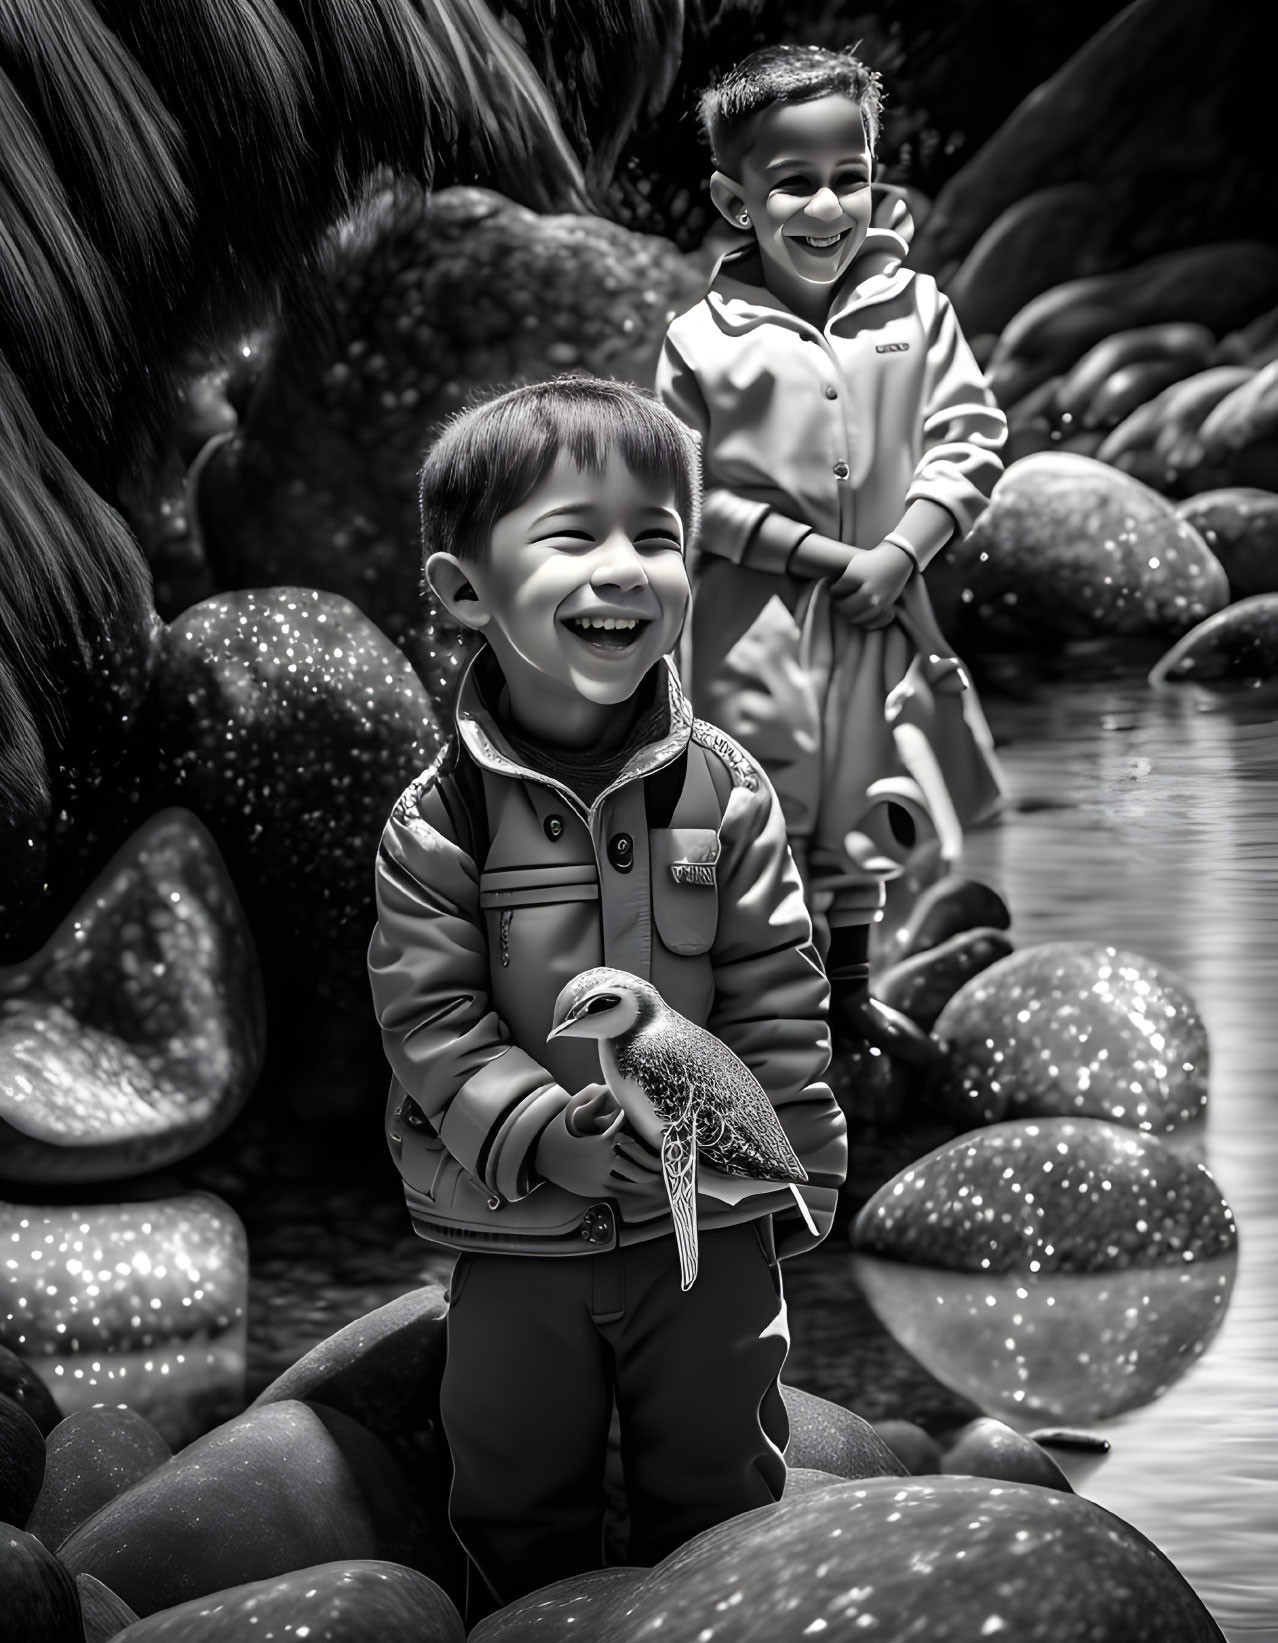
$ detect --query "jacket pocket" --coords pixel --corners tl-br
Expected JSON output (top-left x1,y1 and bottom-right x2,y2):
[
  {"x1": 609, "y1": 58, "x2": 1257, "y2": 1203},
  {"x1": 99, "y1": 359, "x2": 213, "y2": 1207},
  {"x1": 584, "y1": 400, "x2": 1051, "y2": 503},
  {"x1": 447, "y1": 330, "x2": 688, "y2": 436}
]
[{"x1": 650, "y1": 827, "x2": 720, "y2": 956}]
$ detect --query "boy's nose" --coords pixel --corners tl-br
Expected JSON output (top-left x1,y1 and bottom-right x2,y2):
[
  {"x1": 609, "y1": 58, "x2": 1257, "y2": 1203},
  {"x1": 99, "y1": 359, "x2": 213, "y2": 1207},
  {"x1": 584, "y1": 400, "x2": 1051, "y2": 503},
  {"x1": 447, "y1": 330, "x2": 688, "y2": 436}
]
[
  {"x1": 592, "y1": 530, "x2": 649, "y2": 589},
  {"x1": 805, "y1": 187, "x2": 843, "y2": 224}
]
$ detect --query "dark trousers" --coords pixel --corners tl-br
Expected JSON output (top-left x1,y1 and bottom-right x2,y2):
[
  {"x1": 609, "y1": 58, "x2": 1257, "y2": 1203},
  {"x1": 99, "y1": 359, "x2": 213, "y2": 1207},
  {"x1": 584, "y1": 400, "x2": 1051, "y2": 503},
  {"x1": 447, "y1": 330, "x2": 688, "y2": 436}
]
[{"x1": 440, "y1": 1218, "x2": 790, "y2": 1611}]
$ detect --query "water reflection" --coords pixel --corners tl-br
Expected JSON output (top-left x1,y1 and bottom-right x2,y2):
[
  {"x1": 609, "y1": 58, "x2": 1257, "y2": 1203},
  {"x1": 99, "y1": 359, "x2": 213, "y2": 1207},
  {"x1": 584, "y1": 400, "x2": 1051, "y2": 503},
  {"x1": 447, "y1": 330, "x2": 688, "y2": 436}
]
[{"x1": 852, "y1": 1250, "x2": 1237, "y2": 1423}]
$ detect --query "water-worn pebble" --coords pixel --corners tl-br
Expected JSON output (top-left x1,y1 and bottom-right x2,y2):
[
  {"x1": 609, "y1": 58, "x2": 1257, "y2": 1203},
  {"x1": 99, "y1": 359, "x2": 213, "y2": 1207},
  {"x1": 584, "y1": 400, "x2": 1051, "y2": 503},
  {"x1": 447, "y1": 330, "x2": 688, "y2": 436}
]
[
  {"x1": 1176, "y1": 487, "x2": 1278, "y2": 596},
  {"x1": 780, "y1": 1384, "x2": 907, "y2": 1482},
  {"x1": 939, "y1": 453, "x2": 1229, "y2": 646},
  {"x1": 1, "y1": 1391, "x2": 46, "y2": 1527},
  {"x1": 469, "y1": 1568, "x2": 647, "y2": 1643},
  {"x1": 108, "y1": 1560, "x2": 465, "y2": 1642},
  {"x1": 0, "y1": 1522, "x2": 85, "y2": 1643},
  {"x1": 555, "y1": 1475, "x2": 1225, "y2": 1641},
  {"x1": 877, "y1": 927, "x2": 1015, "y2": 1032},
  {"x1": 1149, "y1": 592, "x2": 1278, "y2": 685},
  {"x1": 152, "y1": 591, "x2": 441, "y2": 1033},
  {"x1": 871, "y1": 1419, "x2": 942, "y2": 1476},
  {"x1": 0, "y1": 1342, "x2": 61, "y2": 1434},
  {"x1": 28, "y1": 1408, "x2": 172, "y2": 1553},
  {"x1": 933, "y1": 941, "x2": 1209, "y2": 1131},
  {"x1": 940, "y1": 1416, "x2": 1072, "y2": 1491},
  {"x1": 77, "y1": 1572, "x2": 138, "y2": 1643},
  {"x1": 878, "y1": 873, "x2": 1012, "y2": 968},
  {"x1": 851, "y1": 1118, "x2": 1235, "y2": 1275},
  {"x1": 58, "y1": 1400, "x2": 435, "y2": 1617},
  {"x1": 0, "y1": 811, "x2": 264, "y2": 1182},
  {"x1": 0, "y1": 1192, "x2": 248, "y2": 1447}
]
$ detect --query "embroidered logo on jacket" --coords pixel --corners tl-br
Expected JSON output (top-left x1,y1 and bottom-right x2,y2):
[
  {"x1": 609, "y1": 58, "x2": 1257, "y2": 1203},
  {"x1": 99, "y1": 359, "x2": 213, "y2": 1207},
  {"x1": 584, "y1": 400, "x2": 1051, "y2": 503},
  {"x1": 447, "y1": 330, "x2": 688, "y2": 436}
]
[
  {"x1": 876, "y1": 341, "x2": 909, "y2": 353},
  {"x1": 671, "y1": 861, "x2": 717, "y2": 887},
  {"x1": 692, "y1": 720, "x2": 759, "y2": 791}
]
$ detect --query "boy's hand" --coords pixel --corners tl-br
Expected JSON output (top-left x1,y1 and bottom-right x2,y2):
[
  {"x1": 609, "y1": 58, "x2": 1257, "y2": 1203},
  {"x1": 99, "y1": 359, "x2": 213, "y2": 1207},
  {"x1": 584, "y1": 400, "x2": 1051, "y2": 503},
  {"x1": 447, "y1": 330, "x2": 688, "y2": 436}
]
[
  {"x1": 831, "y1": 541, "x2": 915, "y2": 628},
  {"x1": 535, "y1": 1086, "x2": 624, "y2": 1198},
  {"x1": 609, "y1": 1131, "x2": 669, "y2": 1218}
]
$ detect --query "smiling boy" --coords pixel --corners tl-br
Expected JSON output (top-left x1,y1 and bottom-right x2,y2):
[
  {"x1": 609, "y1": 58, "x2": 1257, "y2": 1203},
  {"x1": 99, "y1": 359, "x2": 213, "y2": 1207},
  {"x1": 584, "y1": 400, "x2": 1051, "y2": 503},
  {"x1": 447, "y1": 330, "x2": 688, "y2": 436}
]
[
  {"x1": 367, "y1": 377, "x2": 846, "y2": 1614},
  {"x1": 659, "y1": 45, "x2": 1007, "y2": 1047}
]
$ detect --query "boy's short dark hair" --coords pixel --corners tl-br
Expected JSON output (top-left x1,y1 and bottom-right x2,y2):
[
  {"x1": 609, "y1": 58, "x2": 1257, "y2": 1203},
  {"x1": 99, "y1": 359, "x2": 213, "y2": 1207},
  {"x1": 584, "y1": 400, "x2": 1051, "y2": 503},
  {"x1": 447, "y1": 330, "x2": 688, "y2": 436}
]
[
  {"x1": 419, "y1": 375, "x2": 701, "y2": 571},
  {"x1": 700, "y1": 45, "x2": 884, "y2": 176}
]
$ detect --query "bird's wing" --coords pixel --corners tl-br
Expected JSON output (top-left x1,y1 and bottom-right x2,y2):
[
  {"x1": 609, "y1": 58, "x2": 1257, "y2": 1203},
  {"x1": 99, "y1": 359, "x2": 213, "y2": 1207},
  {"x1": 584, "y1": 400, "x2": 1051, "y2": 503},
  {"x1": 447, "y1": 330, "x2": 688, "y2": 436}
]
[
  {"x1": 661, "y1": 1104, "x2": 699, "y2": 1293},
  {"x1": 686, "y1": 1029, "x2": 808, "y2": 1184}
]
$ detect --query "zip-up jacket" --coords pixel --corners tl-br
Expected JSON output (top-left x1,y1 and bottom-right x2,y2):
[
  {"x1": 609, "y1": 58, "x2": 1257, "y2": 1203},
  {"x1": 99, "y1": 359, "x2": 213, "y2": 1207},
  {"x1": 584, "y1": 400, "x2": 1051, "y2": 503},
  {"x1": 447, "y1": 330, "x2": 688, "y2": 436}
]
[
  {"x1": 368, "y1": 652, "x2": 847, "y2": 1261},
  {"x1": 657, "y1": 229, "x2": 1007, "y2": 572}
]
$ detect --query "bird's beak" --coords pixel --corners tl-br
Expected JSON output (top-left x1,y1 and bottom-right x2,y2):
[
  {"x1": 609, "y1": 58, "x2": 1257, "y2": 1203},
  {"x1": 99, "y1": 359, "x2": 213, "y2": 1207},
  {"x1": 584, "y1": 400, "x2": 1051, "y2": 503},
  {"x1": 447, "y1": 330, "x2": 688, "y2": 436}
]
[{"x1": 546, "y1": 1006, "x2": 578, "y2": 1042}]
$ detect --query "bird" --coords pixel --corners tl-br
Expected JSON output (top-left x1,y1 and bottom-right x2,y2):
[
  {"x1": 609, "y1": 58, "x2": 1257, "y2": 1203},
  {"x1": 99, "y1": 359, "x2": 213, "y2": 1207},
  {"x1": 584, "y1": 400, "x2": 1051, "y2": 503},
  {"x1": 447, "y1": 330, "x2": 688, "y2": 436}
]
[{"x1": 548, "y1": 966, "x2": 818, "y2": 1290}]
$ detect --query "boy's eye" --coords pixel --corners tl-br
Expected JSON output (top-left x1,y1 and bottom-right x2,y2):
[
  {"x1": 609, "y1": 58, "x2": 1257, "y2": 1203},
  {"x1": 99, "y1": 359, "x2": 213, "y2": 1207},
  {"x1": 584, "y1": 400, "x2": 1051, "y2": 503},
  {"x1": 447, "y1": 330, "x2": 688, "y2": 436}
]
[
  {"x1": 533, "y1": 528, "x2": 596, "y2": 544},
  {"x1": 774, "y1": 176, "x2": 810, "y2": 194},
  {"x1": 837, "y1": 173, "x2": 869, "y2": 191},
  {"x1": 635, "y1": 529, "x2": 681, "y2": 549}
]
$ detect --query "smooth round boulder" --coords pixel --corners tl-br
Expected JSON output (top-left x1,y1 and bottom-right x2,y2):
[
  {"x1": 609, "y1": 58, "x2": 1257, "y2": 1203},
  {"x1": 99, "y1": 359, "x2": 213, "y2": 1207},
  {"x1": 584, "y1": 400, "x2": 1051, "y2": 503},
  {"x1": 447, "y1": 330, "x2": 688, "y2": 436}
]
[
  {"x1": 0, "y1": 1342, "x2": 61, "y2": 1434},
  {"x1": 596, "y1": 1476, "x2": 1226, "y2": 1641},
  {"x1": 944, "y1": 453, "x2": 1229, "y2": 646},
  {"x1": 1, "y1": 1392, "x2": 46, "y2": 1528},
  {"x1": 58, "y1": 1400, "x2": 436, "y2": 1616},
  {"x1": 470, "y1": 1568, "x2": 647, "y2": 1643},
  {"x1": 108, "y1": 1560, "x2": 464, "y2": 1642},
  {"x1": 1176, "y1": 488, "x2": 1278, "y2": 596},
  {"x1": 781, "y1": 1384, "x2": 907, "y2": 1482},
  {"x1": 879, "y1": 873, "x2": 1012, "y2": 968},
  {"x1": 27, "y1": 1407, "x2": 172, "y2": 1553},
  {"x1": 0, "y1": 1192, "x2": 247, "y2": 1448},
  {"x1": 871, "y1": 1419, "x2": 942, "y2": 1476},
  {"x1": 77, "y1": 1572, "x2": 138, "y2": 1643},
  {"x1": 0, "y1": 1522, "x2": 85, "y2": 1643},
  {"x1": 933, "y1": 941, "x2": 1209, "y2": 1131},
  {"x1": 0, "y1": 810, "x2": 264, "y2": 1182},
  {"x1": 940, "y1": 1417, "x2": 1072, "y2": 1491},
  {"x1": 1150, "y1": 592, "x2": 1278, "y2": 685},
  {"x1": 876, "y1": 927, "x2": 1015, "y2": 1032}
]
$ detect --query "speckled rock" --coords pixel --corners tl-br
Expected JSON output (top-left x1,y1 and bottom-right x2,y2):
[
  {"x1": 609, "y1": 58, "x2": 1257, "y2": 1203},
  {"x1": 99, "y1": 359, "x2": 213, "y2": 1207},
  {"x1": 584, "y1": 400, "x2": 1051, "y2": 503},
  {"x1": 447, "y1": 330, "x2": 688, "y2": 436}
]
[
  {"x1": 877, "y1": 928, "x2": 1015, "y2": 1032},
  {"x1": 781, "y1": 1385, "x2": 907, "y2": 1482},
  {"x1": 933, "y1": 941, "x2": 1209, "y2": 1131},
  {"x1": 0, "y1": 1522, "x2": 85, "y2": 1643},
  {"x1": 1, "y1": 1392, "x2": 46, "y2": 1527},
  {"x1": 77, "y1": 1572, "x2": 138, "y2": 1643},
  {"x1": 27, "y1": 1408, "x2": 172, "y2": 1553},
  {"x1": 0, "y1": 811, "x2": 264, "y2": 1182},
  {"x1": 152, "y1": 589, "x2": 441, "y2": 1112},
  {"x1": 569, "y1": 1476, "x2": 1225, "y2": 1641},
  {"x1": 0, "y1": 1193, "x2": 247, "y2": 1447},
  {"x1": 940, "y1": 1417, "x2": 1072, "y2": 1491},
  {"x1": 1176, "y1": 488, "x2": 1278, "y2": 596},
  {"x1": 107, "y1": 1561, "x2": 464, "y2": 1642},
  {"x1": 878, "y1": 873, "x2": 1012, "y2": 969},
  {"x1": 942, "y1": 454, "x2": 1229, "y2": 646},
  {"x1": 0, "y1": 1343, "x2": 61, "y2": 1435},
  {"x1": 470, "y1": 1569, "x2": 647, "y2": 1643},
  {"x1": 252, "y1": 1285, "x2": 459, "y2": 1597},
  {"x1": 196, "y1": 185, "x2": 703, "y2": 682},
  {"x1": 852, "y1": 1119, "x2": 1235, "y2": 1276},
  {"x1": 1149, "y1": 593, "x2": 1278, "y2": 685},
  {"x1": 58, "y1": 1400, "x2": 435, "y2": 1617},
  {"x1": 871, "y1": 1419, "x2": 942, "y2": 1476}
]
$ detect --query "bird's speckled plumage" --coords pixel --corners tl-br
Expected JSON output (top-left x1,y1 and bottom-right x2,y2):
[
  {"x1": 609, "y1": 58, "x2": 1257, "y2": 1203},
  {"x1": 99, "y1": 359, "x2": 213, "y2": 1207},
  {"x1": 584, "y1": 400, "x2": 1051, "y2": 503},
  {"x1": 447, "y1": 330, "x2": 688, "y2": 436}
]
[{"x1": 549, "y1": 966, "x2": 813, "y2": 1289}]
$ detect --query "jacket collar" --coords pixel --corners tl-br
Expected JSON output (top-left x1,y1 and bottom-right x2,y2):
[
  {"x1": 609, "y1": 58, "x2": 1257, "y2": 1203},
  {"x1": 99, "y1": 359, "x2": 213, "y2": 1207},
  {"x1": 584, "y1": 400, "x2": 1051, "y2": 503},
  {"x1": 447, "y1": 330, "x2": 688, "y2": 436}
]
[
  {"x1": 454, "y1": 648, "x2": 693, "y2": 808},
  {"x1": 705, "y1": 226, "x2": 913, "y2": 335}
]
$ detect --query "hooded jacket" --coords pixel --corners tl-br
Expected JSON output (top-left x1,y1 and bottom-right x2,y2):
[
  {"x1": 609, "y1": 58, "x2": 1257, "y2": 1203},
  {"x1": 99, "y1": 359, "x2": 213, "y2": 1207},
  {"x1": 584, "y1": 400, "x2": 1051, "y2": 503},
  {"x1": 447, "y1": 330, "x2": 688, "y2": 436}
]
[
  {"x1": 368, "y1": 650, "x2": 847, "y2": 1260},
  {"x1": 657, "y1": 229, "x2": 1007, "y2": 573}
]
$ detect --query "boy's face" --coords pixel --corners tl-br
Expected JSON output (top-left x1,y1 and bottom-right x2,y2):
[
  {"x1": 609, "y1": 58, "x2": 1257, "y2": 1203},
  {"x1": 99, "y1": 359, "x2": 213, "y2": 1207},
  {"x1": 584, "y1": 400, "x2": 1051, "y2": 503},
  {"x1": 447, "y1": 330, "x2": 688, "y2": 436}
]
[
  {"x1": 433, "y1": 449, "x2": 690, "y2": 717},
  {"x1": 713, "y1": 93, "x2": 874, "y2": 304}
]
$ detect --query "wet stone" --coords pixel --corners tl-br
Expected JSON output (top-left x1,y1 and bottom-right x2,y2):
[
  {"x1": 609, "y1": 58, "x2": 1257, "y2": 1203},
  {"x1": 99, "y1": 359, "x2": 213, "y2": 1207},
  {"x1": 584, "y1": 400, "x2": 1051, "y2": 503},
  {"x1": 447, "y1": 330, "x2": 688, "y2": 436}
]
[
  {"x1": 0, "y1": 1192, "x2": 248, "y2": 1447},
  {"x1": 871, "y1": 1418, "x2": 943, "y2": 1475},
  {"x1": 933, "y1": 940, "x2": 1209, "y2": 1131},
  {"x1": 0, "y1": 1341, "x2": 62, "y2": 1434},
  {"x1": 877, "y1": 927, "x2": 1015, "y2": 1032},
  {"x1": 878, "y1": 872, "x2": 1012, "y2": 967},
  {"x1": 1150, "y1": 592, "x2": 1278, "y2": 685},
  {"x1": 470, "y1": 1568, "x2": 646, "y2": 1643},
  {"x1": 940, "y1": 1416, "x2": 1072, "y2": 1491},
  {"x1": 108, "y1": 1561, "x2": 464, "y2": 1642},
  {"x1": 1176, "y1": 487, "x2": 1278, "y2": 597},
  {"x1": 28, "y1": 1407, "x2": 172, "y2": 1553},
  {"x1": 76, "y1": 1573, "x2": 138, "y2": 1643},
  {"x1": 0, "y1": 810, "x2": 265, "y2": 1182},
  {"x1": 0, "y1": 1390, "x2": 46, "y2": 1527},
  {"x1": 0, "y1": 1523, "x2": 85, "y2": 1643},
  {"x1": 781, "y1": 1384, "x2": 908, "y2": 1482},
  {"x1": 945, "y1": 453, "x2": 1229, "y2": 646}
]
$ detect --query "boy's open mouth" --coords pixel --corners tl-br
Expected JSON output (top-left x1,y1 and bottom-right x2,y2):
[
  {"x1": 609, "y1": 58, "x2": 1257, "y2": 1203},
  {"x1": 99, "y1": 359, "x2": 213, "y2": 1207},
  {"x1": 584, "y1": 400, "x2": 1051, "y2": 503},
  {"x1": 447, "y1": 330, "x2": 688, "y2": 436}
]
[
  {"x1": 564, "y1": 614, "x2": 649, "y2": 651},
  {"x1": 794, "y1": 227, "x2": 851, "y2": 252}
]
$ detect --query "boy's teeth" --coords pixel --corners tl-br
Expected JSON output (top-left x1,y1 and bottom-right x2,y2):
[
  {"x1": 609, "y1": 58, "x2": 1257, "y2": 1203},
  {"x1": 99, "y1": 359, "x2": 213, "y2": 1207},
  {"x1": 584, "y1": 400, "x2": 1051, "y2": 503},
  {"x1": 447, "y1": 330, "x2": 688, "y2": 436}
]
[
  {"x1": 805, "y1": 231, "x2": 844, "y2": 248},
  {"x1": 575, "y1": 616, "x2": 637, "y2": 631}
]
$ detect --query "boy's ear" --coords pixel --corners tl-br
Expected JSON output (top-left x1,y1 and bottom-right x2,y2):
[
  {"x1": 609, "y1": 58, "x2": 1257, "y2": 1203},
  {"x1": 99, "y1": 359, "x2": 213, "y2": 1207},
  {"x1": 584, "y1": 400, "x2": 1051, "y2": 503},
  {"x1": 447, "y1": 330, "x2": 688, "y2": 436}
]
[
  {"x1": 709, "y1": 171, "x2": 750, "y2": 230},
  {"x1": 426, "y1": 551, "x2": 490, "y2": 631}
]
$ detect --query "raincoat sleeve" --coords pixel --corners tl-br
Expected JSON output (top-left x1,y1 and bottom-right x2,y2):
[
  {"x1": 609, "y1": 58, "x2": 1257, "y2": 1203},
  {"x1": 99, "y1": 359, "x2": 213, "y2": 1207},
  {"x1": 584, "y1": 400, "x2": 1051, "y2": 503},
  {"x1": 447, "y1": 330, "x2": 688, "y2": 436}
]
[
  {"x1": 657, "y1": 325, "x2": 812, "y2": 574},
  {"x1": 368, "y1": 763, "x2": 572, "y2": 1204},
  {"x1": 901, "y1": 280, "x2": 1008, "y2": 566},
  {"x1": 703, "y1": 735, "x2": 848, "y2": 1257}
]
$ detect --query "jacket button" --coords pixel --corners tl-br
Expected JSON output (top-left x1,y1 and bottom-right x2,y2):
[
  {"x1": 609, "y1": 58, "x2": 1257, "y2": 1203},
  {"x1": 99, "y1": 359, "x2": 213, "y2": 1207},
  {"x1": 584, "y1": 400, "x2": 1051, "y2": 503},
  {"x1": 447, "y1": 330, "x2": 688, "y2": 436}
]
[
  {"x1": 608, "y1": 832, "x2": 634, "y2": 872},
  {"x1": 544, "y1": 814, "x2": 564, "y2": 841},
  {"x1": 833, "y1": 460, "x2": 850, "y2": 479},
  {"x1": 824, "y1": 383, "x2": 839, "y2": 399}
]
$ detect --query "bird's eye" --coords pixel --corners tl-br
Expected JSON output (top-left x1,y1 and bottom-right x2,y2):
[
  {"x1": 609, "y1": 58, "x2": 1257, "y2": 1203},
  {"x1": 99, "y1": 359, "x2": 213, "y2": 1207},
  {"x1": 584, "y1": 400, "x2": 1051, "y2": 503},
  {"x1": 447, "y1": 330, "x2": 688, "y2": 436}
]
[{"x1": 584, "y1": 994, "x2": 619, "y2": 1014}]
